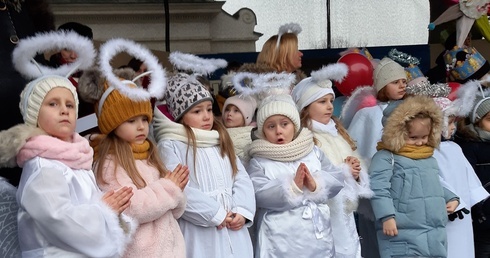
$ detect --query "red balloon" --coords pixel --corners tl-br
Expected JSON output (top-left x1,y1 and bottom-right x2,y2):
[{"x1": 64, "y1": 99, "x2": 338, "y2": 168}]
[
  {"x1": 447, "y1": 82, "x2": 461, "y2": 101},
  {"x1": 335, "y1": 53, "x2": 374, "y2": 96}
]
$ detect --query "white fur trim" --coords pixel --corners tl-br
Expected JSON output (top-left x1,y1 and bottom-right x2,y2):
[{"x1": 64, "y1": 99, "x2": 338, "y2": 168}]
[
  {"x1": 12, "y1": 31, "x2": 95, "y2": 79},
  {"x1": 280, "y1": 173, "x2": 304, "y2": 207},
  {"x1": 255, "y1": 72, "x2": 296, "y2": 92},
  {"x1": 169, "y1": 51, "x2": 227, "y2": 75},
  {"x1": 98, "y1": 38, "x2": 167, "y2": 101},
  {"x1": 231, "y1": 72, "x2": 259, "y2": 96},
  {"x1": 303, "y1": 170, "x2": 332, "y2": 204},
  {"x1": 340, "y1": 85, "x2": 377, "y2": 128},
  {"x1": 454, "y1": 80, "x2": 482, "y2": 118},
  {"x1": 311, "y1": 63, "x2": 349, "y2": 83}
]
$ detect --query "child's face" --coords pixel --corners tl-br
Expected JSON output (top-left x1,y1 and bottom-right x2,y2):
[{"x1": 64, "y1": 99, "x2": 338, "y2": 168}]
[
  {"x1": 223, "y1": 104, "x2": 245, "y2": 128},
  {"x1": 384, "y1": 79, "x2": 407, "y2": 101},
  {"x1": 478, "y1": 112, "x2": 490, "y2": 132},
  {"x1": 405, "y1": 117, "x2": 431, "y2": 146},
  {"x1": 60, "y1": 48, "x2": 78, "y2": 64},
  {"x1": 445, "y1": 116, "x2": 457, "y2": 139},
  {"x1": 37, "y1": 87, "x2": 76, "y2": 142},
  {"x1": 306, "y1": 94, "x2": 334, "y2": 125},
  {"x1": 181, "y1": 100, "x2": 214, "y2": 130},
  {"x1": 263, "y1": 115, "x2": 295, "y2": 144},
  {"x1": 115, "y1": 115, "x2": 149, "y2": 144}
]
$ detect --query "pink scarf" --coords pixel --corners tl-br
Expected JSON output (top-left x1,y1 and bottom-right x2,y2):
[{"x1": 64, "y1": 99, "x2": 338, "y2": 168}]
[{"x1": 17, "y1": 133, "x2": 93, "y2": 170}]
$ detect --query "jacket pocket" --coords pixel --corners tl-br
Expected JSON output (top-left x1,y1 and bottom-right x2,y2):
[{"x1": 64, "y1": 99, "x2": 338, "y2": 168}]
[{"x1": 389, "y1": 241, "x2": 408, "y2": 256}]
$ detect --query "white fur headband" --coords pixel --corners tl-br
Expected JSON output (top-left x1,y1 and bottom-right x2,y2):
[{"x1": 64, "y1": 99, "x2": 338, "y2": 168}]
[
  {"x1": 169, "y1": 51, "x2": 227, "y2": 75},
  {"x1": 98, "y1": 38, "x2": 167, "y2": 101},
  {"x1": 276, "y1": 23, "x2": 302, "y2": 50},
  {"x1": 12, "y1": 30, "x2": 95, "y2": 79}
]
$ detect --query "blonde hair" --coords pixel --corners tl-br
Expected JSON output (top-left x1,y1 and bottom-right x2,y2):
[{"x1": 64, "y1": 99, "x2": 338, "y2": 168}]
[
  {"x1": 256, "y1": 33, "x2": 299, "y2": 73},
  {"x1": 180, "y1": 117, "x2": 238, "y2": 177},
  {"x1": 95, "y1": 133, "x2": 167, "y2": 189}
]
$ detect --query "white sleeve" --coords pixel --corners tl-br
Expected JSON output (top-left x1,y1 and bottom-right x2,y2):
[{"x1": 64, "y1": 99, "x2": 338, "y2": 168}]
[{"x1": 18, "y1": 166, "x2": 134, "y2": 257}]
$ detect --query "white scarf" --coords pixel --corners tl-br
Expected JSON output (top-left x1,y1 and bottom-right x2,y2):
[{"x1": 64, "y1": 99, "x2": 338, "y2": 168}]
[
  {"x1": 226, "y1": 126, "x2": 254, "y2": 159},
  {"x1": 311, "y1": 119, "x2": 338, "y2": 137},
  {"x1": 153, "y1": 108, "x2": 219, "y2": 147},
  {"x1": 248, "y1": 128, "x2": 315, "y2": 162}
]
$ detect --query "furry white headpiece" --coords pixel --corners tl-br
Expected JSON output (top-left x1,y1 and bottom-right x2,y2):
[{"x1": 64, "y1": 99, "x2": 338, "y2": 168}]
[
  {"x1": 169, "y1": 51, "x2": 227, "y2": 75},
  {"x1": 98, "y1": 38, "x2": 167, "y2": 102},
  {"x1": 276, "y1": 23, "x2": 302, "y2": 50},
  {"x1": 12, "y1": 30, "x2": 95, "y2": 79}
]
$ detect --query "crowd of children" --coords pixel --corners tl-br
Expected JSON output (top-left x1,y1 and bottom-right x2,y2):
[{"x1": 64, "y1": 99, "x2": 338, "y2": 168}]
[{"x1": 2, "y1": 20, "x2": 490, "y2": 258}]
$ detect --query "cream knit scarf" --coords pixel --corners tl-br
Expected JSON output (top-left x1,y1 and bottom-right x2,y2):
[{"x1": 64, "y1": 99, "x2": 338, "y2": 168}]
[
  {"x1": 226, "y1": 126, "x2": 254, "y2": 158},
  {"x1": 248, "y1": 128, "x2": 315, "y2": 162},
  {"x1": 153, "y1": 108, "x2": 219, "y2": 146}
]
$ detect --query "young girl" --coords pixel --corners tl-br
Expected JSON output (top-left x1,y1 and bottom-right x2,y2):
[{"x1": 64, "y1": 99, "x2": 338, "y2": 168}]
[
  {"x1": 153, "y1": 69, "x2": 256, "y2": 258},
  {"x1": 222, "y1": 94, "x2": 257, "y2": 162},
  {"x1": 11, "y1": 31, "x2": 136, "y2": 257},
  {"x1": 79, "y1": 38, "x2": 189, "y2": 257},
  {"x1": 455, "y1": 84, "x2": 490, "y2": 257},
  {"x1": 370, "y1": 95, "x2": 459, "y2": 258},
  {"x1": 292, "y1": 64, "x2": 373, "y2": 258},
  {"x1": 342, "y1": 57, "x2": 407, "y2": 162},
  {"x1": 247, "y1": 89, "x2": 346, "y2": 257}
]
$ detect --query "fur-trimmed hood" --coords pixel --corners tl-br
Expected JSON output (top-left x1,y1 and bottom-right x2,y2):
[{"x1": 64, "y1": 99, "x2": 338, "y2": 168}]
[
  {"x1": 0, "y1": 124, "x2": 46, "y2": 168},
  {"x1": 381, "y1": 95, "x2": 442, "y2": 152}
]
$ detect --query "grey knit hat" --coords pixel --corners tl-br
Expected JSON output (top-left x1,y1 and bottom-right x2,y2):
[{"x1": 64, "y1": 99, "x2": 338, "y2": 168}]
[
  {"x1": 19, "y1": 75, "x2": 79, "y2": 127},
  {"x1": 373, "y1": 57, "x2": 406, "y2": 93},
  {"x1": 471, "y1": 96, "x2": 490, "y2": 123},
  {"x1": 164, "y1": 72, "x2": 213, "y2": 121},
  {"x1": 256, "y1": 94, "x2": 301, "y2": 139}
]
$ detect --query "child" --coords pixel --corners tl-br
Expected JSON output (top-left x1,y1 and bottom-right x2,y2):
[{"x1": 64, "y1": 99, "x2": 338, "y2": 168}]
[
  {"x1": 79, "y1": 38, "x2": 189, "y2": 258},
  {"x1": 292, "y1": 64, "x2": 373, "y2": 258},
  {"x1": 153, "y1": 69, "x2": 256, "y2": 258},
  {"x1": 342, "y1": 57, "x2": 407, "y2": 162},
  {"x1": 370, "y1": 95, "x2": 459, "y2": 258},
  {"x1": 454, "y1": 84, "x2": 490, "y2": 257},
  {"x1": 11, "y1": 31, "x2": 136, "y2": 257},
  {"x1": 247, "y1": 90, "x2": 346, "y2": 257},
  {"x1": 222, "y1": 94, "x2": 257, "y2": 162}
]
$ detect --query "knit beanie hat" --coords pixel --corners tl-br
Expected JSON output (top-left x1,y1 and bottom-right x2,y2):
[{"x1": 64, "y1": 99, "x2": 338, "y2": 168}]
[
  {"x1": 164, "y1": 72, "x2": 213, "y2": 121},
  {"x1": 256, "y1": 94, "x2": 301, "y2": 139},
  {"x1": 96, "y1": 82, "x2": 152, "y2": 134},
  {"x1": 19, "y1": 75, "x2": 79, "y2": 127},
  {"x1": 292, "y1": 63, "x2": 348, "y2": 111},
  {"x1": 223, "y1": 95, "x2": 257, "y2": 126},
  {"x1": 373, "y1": 57, "x2": 406, "y2": 93},
  {"x1": 472, "y1": 96, "x2": 490, "y2": 124}
]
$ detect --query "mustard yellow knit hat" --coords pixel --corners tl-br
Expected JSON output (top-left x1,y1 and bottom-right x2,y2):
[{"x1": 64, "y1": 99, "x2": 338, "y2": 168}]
[{"x1": 96, "y1": 82, "x2": 152, "y2": 134}]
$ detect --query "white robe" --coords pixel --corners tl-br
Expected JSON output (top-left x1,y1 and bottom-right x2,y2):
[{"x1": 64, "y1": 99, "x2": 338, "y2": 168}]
[
  {"x1": 158, "y1": 140, "x2": 255, "y2": 258},
  {"x1": 346, "y1": 104, "x2": 387, "y2": 164},
  {"x1": 314, "y1": 131, "x2": 373, "y2": 258},
  {"x1": 433, "y1": 141, "x2": 490, "y2": 258},
  {"x1": 17, "y1": 157, "x2": 135, "y2": 258},
  {"x1": 247, "y1": 147, "x2": 345, "y2": 258}
]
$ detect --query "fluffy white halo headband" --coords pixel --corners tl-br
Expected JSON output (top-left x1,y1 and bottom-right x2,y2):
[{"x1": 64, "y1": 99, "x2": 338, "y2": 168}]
[
  {"x1": 98, "y1": 38, "x2": 167, "y2": 101},
  {"x1": 12, "y1": 30, "x2": 96, "y2": 79},
  {"x1": 169, "y1": 51, "x2": 227, "y2": 75},
  {"x1": 276, "y1": 23, "x2": 302, "y2": 50},
  {"x1": 231, "y1": 72, "x2": 260, "y2": 96}
]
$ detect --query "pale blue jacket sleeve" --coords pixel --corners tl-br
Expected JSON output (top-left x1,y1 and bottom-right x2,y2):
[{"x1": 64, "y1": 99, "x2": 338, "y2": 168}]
[{"x1": 369, "y1": 150, "x2": 396, "y2": 221}]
